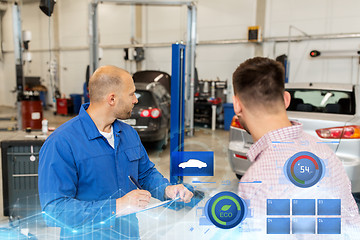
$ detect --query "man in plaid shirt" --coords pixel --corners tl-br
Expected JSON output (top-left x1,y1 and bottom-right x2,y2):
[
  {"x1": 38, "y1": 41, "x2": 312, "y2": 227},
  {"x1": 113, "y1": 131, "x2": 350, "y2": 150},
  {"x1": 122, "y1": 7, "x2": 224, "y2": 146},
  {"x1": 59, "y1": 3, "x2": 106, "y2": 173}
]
[{"x1": 232, "y1": 57, "x2": 360, "y2": 236}]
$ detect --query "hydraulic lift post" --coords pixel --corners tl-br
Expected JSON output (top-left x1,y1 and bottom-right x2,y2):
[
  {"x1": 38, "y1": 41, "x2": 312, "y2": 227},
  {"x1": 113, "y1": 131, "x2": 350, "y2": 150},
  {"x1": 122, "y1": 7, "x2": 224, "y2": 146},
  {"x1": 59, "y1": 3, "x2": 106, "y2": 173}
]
[{"x1": 170, "y1": 43, "x2": 186, "y2": 185}]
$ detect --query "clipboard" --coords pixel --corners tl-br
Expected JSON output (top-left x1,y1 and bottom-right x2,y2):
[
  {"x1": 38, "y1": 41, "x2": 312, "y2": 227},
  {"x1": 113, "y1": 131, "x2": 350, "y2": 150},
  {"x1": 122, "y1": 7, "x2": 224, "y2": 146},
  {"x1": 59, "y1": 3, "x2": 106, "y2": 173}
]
[{"x1": 136, "y1": 197, "x2": 181, "y2": 214}]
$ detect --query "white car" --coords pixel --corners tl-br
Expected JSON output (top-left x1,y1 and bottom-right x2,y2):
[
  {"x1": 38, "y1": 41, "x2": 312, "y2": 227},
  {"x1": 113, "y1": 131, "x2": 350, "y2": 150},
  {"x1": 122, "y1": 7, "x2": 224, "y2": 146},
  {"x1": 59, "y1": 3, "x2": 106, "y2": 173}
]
[
  {"x1": 179, "y1": 159, "x2": 207, "y2": 169},
  {"x1": 228, "y1": 82, "x2": 360, "y2": 195}
]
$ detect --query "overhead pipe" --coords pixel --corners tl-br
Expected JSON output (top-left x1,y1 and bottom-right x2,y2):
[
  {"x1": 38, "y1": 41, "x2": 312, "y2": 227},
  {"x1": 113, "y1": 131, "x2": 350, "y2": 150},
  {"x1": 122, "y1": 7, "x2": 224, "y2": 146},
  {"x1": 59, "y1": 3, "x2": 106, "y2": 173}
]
[
  {"x1": 95, "y1": 0, "x2": 194, "y2": 7},
  {"x1": 266, "y1": 32, "x2": 360, "y2": 43},
  {"x1": 3, "y1": 32, "x2": 360, "y2": 54}
]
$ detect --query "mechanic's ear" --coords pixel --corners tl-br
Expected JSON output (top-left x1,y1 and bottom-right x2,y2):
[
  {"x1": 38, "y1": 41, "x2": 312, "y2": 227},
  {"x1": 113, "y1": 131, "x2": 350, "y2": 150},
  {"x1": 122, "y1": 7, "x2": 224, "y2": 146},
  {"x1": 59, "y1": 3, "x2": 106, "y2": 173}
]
[
  {"x1": 284, "y1": 91, "x2": 291, "y2": 109},
  {"x1": 107, "y1": 93, "x2": 116, "y2": 106},
  {"x1": 233, "y1": 95, "x2": 242, "y2": 116}
]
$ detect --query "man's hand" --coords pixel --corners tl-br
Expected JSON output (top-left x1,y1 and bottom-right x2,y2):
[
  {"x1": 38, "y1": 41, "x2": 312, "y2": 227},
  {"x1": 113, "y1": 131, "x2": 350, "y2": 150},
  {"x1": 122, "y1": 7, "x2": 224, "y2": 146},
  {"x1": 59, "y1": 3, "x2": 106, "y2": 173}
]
[
  {"x1": 165, "y1": 184, "x2": 193, "y2": 203},
  {"x1": 116, "y1": 190, "x2": 151, "y2": 216}
]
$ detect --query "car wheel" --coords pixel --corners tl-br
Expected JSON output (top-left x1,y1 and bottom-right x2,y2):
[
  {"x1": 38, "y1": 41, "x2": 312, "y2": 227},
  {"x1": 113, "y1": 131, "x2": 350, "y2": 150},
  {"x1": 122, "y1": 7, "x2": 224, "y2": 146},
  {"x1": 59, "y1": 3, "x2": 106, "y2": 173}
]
[
  {"x1": 156, "y1": 129, "x2": 169, "y2": 150},
  {"x1": 162, "y1": 130, "x2": 169, "y2": 149},
  {"x1": 236, "y1": 174, "x2": 243, "y2": 180}
]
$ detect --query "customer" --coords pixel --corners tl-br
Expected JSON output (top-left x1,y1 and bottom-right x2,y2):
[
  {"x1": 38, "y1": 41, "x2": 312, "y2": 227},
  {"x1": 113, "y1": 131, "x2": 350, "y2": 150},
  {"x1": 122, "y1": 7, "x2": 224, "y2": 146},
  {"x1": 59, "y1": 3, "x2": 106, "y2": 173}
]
[
  {"x1": 38, "y1": 66, "x2": 193, "y2": 239},
  {"x1": 232, "y1": 57, "x2": 360, "y2": 233}
]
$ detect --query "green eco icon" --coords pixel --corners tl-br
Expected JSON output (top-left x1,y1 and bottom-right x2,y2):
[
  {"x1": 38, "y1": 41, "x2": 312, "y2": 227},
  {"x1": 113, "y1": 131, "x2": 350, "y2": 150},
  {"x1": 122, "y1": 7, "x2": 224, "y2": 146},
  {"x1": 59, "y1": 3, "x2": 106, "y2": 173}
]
[
  {"x1": 205, "y1": 192, "x2": 248, "y2": 229},
  {"x1": 221, "y1": 205, "x2": 231, "y2": 211}
]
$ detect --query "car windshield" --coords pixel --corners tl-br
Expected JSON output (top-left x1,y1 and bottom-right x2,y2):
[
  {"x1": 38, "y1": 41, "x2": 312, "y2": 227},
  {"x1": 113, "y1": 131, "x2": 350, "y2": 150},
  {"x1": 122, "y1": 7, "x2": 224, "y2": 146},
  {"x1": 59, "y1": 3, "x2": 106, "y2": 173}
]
[
  {"x1": 135, "y1": 90, "x2": 155, "y2": 106},
  {"x1": 286, "y1": 88, "x2": 355, "y2": 115}
]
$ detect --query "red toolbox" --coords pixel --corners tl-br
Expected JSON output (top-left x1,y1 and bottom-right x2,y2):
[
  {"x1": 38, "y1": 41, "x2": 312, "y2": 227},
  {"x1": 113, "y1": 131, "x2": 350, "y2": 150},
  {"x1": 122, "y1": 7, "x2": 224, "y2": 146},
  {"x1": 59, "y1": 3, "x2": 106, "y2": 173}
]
[{"x1": 56, "y1": 98, "x2": 73, "y2": 115}]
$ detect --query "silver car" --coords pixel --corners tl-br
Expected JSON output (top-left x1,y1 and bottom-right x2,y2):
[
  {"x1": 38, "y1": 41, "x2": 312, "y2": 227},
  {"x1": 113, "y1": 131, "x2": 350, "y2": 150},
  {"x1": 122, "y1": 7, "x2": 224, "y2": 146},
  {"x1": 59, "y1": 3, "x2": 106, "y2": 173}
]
[{"x1": 228, "y1": 82, "x2": 360, "y2": 194}]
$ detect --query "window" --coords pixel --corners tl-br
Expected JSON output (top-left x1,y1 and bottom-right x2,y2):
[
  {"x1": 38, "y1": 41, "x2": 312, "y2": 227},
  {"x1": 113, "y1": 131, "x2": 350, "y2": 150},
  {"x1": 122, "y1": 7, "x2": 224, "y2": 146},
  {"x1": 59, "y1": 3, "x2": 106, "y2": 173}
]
[
  {"x1": 135, "y1": 90, "x2": 155, "y2": 106},
  {"x1": 286, "y1": 89, "x2": 355, "y2": 115}
]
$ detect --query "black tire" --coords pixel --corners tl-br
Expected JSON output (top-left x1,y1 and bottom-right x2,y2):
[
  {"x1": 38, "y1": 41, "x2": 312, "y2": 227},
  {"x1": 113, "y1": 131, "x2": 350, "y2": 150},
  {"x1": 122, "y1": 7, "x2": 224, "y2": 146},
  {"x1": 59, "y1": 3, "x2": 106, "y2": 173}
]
[
  {"x1": 162, "y1": 130, "x2": 169, "y2": 149},
  {"x1": 155, "y1": 129, "x2": 169, "y2": 150},
  {"x1": 236, "y1": 174, "x2": 243, "y2": 180}
]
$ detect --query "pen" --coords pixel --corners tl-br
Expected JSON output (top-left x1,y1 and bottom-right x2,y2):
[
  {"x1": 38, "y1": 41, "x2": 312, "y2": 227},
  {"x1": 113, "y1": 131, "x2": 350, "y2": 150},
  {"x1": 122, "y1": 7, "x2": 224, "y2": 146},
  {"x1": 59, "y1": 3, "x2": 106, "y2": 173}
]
[
  {"x1": 128, "y1": 175, "x2": 142, "y2": 189},
  {"x1": 128, "y1": 176, "x2": 182, "y2": 202}
]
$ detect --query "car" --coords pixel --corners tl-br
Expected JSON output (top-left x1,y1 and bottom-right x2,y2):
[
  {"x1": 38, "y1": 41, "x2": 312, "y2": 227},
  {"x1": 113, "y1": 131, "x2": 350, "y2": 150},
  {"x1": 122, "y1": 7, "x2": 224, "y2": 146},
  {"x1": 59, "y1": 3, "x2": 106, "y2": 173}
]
[
  {"x1": 122, "y1": 71, "x2": 171, "y2": 149},
  {"x1": 228, "y1": 82, "x2": 360, "y2": 194},
  {"x1": 179, "y1": 159, "x2": 208, "y2": 169}
]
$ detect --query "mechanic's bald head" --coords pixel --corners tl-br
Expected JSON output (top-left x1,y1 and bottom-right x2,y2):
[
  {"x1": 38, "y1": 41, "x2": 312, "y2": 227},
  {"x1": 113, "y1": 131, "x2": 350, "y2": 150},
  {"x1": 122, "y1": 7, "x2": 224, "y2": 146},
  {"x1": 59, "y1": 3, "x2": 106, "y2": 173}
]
[{"x1": 88, "y1": 65, "x2": 131, "y2": 103}]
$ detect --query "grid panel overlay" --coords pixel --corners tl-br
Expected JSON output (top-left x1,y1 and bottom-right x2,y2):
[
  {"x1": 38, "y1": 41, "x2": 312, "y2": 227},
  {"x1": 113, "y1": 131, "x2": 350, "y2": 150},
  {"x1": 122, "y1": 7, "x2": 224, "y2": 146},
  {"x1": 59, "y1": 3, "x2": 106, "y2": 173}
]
[{"x1": 266, "y1": 199, "x2": 341, "y2": 235}]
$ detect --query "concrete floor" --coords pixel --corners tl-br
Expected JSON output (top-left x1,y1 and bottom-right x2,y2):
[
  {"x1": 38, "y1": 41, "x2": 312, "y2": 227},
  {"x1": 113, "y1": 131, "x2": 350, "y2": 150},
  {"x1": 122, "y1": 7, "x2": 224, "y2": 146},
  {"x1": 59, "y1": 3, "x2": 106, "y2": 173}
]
[
  {"x1": 0, "y1": 105, "x2": 236, "y2": 186},
  {"x1": 0, "y1": 105, "x2": 236, "y2": 185}
]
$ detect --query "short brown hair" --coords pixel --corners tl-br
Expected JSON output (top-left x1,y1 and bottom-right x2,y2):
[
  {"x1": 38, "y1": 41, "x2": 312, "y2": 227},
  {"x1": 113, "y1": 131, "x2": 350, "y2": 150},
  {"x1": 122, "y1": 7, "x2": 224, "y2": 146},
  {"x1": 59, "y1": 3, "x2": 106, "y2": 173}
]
[
  {"x1": 233, "y1": 57, "x2": 285, "y2": 111},
  {"x1": 88, "y1": 66, "x2": 124, "y2": 103}
]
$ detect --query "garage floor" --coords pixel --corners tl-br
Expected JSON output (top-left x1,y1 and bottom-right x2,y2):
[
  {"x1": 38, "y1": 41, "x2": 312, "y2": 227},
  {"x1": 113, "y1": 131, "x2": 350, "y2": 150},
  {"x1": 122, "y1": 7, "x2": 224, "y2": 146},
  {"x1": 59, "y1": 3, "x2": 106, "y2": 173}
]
[{"x1": 0, "y1": 105, "x2": 237, "y2": 186}]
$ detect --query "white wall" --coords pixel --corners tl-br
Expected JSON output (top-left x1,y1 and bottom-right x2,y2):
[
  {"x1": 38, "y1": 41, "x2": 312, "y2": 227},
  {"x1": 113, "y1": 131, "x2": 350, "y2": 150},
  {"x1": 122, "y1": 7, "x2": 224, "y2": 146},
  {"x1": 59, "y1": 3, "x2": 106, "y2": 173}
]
[
  {"x1": 196, "y1": 0, "x2": 256, "y2": 85},
  {"x1": 97, "y1": 3, "x2": 132, "y2": 72},
  {"x1": 1, "y1": 0, "x2": 360, "y2": 107},
  {"x1": 142, "y1": 0, "x2": 256, "y2": 79},
  {"x1": 0, "y1": 1, "x2": 55, "y2": 107},
  {"x1": 264, "y1": 0, "x2": 360, "y2": 84},
  {"x1": 142, "y1": 0, "x2": 256, "y2": 103},
  {"x1": 57, "y1": 0, "x2": 88, "y2": 97},
  {"x1": 0, "y1": 3, "x2": 17, "y2": 107}
]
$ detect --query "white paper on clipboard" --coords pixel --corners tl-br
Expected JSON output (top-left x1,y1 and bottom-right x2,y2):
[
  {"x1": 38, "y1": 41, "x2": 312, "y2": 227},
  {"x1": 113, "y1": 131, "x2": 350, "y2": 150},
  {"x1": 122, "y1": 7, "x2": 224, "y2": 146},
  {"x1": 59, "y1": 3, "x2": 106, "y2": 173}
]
[{"x1": 136, "y1": 197, "x2": 181, "y2": 214}]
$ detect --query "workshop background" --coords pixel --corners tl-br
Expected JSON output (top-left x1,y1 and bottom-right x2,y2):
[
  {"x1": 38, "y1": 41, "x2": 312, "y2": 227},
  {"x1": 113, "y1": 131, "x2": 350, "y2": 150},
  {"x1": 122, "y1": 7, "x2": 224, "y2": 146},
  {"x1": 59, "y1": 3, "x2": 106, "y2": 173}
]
[
  {"x1": 0, "y1": 0, "x2": 360, "y2": 239},
  {"x1": 1, "y1": 0, "x2": 359, "y2": 106}
]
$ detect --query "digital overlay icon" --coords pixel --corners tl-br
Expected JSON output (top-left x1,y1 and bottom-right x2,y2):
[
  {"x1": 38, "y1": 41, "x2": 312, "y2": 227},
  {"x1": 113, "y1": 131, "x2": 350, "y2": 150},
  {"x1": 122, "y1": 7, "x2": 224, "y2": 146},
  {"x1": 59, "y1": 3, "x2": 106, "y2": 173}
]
[
  {"x1": 171, "y1": 151, "x2": 213, "y2": 176},
  {"x1": 284, "y1": 151, "x2": 325, "y2": 188},
  {"x1": 178, "y1": 159, "x2": 207, "y2": 169},
  {"x1": 204, "y1": 191, "x2": 247, "y2": 229}
]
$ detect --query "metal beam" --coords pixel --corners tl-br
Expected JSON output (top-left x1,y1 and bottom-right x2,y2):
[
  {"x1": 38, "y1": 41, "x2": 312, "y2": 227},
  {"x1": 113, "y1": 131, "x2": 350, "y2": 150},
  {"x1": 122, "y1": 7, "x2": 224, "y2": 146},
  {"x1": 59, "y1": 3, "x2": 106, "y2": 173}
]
[
  {"x1": 266, "y1": 32, "x2": 360, "y2": 43},
  {"x1": 12, "y1": 4, "x2": 23, "y2": 85},
  {"x1": 93, "y1": 0, "x2": 194, "y2": 6},
  {"x1": 310, "y1": 49, "x2": 360, "y2": 58},
  {"x1": 89, "y1": 1, "x2": 197, "y2": 133},
  {"x1": 185, "y1": 4, "x2": 196, "y2": 136},
  {"x1": 89, "y1": 3, "x2": 99, "y2": 75},
  {"x1": 12, "y1": 3, "x2": 24, "y2": 130},
  {"x1": 135, "y1": 5, "x2": 143, "y2": 72},
  {"x1": 6, "y1": 31, "x2": 360, "y2": 55},
  {"x1": 89, "y1": 0, "x2": 196, "y2": 74}
]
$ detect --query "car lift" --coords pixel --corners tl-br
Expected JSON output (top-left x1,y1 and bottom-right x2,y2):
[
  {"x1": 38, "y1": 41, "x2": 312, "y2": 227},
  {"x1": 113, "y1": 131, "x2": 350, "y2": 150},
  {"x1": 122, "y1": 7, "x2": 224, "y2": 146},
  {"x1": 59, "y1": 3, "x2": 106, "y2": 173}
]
[
  {"x1": 88, "y1": 0, "x2": 197, "y2": 136},
  {"x1": 169, "y1": 43, "x2": 205, "y2": 210},
  {"x1": 88, "y1": 0, "x2": 204, "y2": 210}
]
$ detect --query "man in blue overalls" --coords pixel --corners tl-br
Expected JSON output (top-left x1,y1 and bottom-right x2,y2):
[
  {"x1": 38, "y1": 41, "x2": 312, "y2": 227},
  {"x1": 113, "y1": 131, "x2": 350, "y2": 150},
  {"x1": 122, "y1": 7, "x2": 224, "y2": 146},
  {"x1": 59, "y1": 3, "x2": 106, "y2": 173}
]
[{"x1": 38, "y1": 65, "x2": 193, "y2": 239}]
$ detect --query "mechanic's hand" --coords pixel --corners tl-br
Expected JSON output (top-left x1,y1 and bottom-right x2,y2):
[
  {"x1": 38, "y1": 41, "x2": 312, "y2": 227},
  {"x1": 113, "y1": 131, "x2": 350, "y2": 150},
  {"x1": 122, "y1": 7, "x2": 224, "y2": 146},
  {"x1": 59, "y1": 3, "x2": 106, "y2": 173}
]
[
  {"x1": 116, "y1": 190, "x2": 151, "y2": 216},
  {"x1": 165, "y1": 184, "x2": 193, "y2": 203}
]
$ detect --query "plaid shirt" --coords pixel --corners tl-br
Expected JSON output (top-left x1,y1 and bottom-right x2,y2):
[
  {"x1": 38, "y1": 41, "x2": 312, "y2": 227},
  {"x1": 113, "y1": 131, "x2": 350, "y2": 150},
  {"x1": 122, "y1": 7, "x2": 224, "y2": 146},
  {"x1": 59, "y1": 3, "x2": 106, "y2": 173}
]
[{"x1": 238, "y1": 122, "x2": 360, "y2": 236}]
